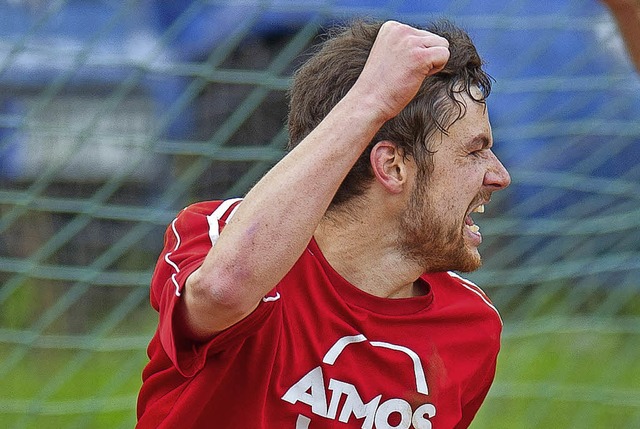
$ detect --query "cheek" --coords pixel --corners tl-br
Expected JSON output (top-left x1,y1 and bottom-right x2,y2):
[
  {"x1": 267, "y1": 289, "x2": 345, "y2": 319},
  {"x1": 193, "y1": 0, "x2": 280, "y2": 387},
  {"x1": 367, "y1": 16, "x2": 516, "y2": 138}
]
[
  {"x1": 424, "y1": 166, "x2": 479, "y2": 217},
  {"x1": 438, "y1": 193, "x2": 462, "y2": 218}
]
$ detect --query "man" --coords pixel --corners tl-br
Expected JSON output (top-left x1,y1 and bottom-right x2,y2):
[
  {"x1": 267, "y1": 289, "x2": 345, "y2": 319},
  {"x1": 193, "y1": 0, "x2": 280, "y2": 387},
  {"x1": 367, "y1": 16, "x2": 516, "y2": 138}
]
[{"x1": 137, "y1": 19, "x2": 510, "y2": 429}]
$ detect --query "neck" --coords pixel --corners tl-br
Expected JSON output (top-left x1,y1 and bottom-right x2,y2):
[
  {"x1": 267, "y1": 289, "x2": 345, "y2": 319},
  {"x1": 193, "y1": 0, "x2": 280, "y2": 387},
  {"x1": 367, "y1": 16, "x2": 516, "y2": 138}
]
[{"x1": 314, "y1": 207, "x2": 425, "y2": 299}]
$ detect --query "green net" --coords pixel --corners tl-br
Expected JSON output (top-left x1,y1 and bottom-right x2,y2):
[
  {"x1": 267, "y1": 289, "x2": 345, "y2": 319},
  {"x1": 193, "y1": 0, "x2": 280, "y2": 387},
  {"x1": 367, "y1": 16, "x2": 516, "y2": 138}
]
[{"x1": 1, "y1": 1, "x2": 638, "y2": 428}]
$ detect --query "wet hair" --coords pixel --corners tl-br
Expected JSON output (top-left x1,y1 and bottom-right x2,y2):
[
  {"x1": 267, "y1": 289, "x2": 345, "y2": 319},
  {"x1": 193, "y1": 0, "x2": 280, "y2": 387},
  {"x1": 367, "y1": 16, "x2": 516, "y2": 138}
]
[{"x1": 287, "y1": 19, "x2": 492, "y2": 208}]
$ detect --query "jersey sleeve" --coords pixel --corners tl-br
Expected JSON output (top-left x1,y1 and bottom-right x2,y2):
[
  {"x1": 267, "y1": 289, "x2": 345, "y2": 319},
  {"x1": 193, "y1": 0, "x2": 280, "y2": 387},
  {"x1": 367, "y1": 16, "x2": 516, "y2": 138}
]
[{"x1": 149, "y1": 199, "x2": 278, "y2": 377}]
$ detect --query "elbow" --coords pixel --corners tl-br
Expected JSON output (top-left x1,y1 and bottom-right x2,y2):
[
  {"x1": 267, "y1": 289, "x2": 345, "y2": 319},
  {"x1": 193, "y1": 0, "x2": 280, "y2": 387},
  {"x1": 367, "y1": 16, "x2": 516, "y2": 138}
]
[{"x1": 187, "y1": 263, "x2": 260, "y2": 319}]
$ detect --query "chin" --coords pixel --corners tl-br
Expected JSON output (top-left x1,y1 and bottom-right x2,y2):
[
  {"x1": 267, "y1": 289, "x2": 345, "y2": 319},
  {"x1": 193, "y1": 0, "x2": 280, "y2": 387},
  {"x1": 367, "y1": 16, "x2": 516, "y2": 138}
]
[
  {"x1": 447, "y1": 248, "x2": 482, "y2": 273},
  {"x1": 418, "y1": 249, "x2": 481, "y2": 274},
  {"x1": 455, "y1": 258, "x2": 482, "y2": 273}
]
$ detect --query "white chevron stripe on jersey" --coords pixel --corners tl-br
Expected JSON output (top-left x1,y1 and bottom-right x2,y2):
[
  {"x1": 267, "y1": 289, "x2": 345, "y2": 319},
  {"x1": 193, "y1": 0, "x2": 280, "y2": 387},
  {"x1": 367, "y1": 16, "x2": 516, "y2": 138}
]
[
  {"x1": 164, "y1": 217, "x2": 183, "y2": 297},
  {"x1": 206, "y1": 198, "x2": 242, "y2": 246},
  {"x1": 447, "y1": 271, "x2": 502, "y2": 325}
]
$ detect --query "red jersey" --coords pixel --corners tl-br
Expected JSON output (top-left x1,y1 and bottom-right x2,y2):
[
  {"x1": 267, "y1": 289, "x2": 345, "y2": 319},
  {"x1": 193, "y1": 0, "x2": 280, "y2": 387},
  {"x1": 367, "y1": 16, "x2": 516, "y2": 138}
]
[{"x1": 137, "y1": 199, "x2": 501, "y2": 429}]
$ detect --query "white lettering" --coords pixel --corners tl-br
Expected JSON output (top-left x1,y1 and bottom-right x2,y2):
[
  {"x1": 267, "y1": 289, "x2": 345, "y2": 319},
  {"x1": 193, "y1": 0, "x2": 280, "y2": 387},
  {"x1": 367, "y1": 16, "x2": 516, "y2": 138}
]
[
  {"x1": 412, "y1": 403, "x2": 436, "y2": 429},
  {"x1": 374, "y1": 398, "x2": 413, "y2": 429},
  {"x1": 283, "y1": 368, "x2": 436, "y2": 429},
  {"x1": 282, "y1": 367, "x2": 328, "y2": 417},
  {"x1": 295, "y1": 414, "x2": 311, "y2": 429},
  {"x1": 327, "y1": 379, "x2": 381, "y2": 429}
]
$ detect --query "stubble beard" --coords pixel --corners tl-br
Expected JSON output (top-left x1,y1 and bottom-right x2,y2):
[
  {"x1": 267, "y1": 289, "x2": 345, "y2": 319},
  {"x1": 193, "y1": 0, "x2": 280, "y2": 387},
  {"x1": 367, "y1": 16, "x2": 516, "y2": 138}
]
[{"x1": 398, "y1": 181, "x2": 482, "y2": 273}]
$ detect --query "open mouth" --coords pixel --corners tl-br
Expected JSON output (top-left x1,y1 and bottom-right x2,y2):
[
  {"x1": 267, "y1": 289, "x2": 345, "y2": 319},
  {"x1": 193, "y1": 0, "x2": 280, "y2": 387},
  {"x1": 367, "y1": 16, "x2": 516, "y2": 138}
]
[{"x1": 465, "y1": 204, "x2": 485, "y2": 234}]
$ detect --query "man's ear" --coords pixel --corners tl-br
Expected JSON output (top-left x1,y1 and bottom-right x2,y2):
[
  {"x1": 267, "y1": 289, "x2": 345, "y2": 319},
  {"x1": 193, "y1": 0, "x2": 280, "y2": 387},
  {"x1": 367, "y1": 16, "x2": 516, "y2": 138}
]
[{"x1": 370, "y1": 141, "x2": 409, "y2": 194}]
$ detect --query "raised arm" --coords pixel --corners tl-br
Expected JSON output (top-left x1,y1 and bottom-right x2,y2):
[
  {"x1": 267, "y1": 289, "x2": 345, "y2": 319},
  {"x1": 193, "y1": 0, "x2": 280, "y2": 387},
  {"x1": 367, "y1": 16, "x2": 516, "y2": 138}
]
[{"x1": 181, "y1": 21, "x2": 450, "y2": 338}]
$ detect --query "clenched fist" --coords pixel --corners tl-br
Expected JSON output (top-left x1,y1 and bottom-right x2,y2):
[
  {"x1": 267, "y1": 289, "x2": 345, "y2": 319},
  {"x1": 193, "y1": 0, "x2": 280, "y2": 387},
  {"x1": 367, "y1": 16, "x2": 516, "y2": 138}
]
[{"x1": 350, "y1": 21, "x2": 450, "y2": 122}]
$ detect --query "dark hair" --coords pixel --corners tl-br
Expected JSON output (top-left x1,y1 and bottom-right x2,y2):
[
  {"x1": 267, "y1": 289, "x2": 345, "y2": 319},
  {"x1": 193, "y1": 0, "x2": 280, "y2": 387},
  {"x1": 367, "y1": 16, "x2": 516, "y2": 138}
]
[{"x1": 287, "y1": 19, "x2": 492, "y2": 207}]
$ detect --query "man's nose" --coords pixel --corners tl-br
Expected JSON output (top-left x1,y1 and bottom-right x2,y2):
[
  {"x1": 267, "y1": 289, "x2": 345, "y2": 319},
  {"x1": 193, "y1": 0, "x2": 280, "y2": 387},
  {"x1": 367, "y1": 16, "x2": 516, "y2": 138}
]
[{"x1": 484, "y1": 151, "x2": 511, "y2": 190}]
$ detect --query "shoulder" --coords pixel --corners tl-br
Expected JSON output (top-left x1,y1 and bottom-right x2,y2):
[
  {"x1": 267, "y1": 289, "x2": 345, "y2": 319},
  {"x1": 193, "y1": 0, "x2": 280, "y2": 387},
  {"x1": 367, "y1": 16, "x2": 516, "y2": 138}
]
[
  {"x1": 177, "y1": 198, "x2": 242, "y2": 223},
  {"x1": 446, "y1": 272, "x2": 500, "y2": 318},
  {"x1": 152, "y1": 199, "x2": 244, "y2": 298},
  {"x1": 426, "y1": 271, "x2": 502, "y2": 326},
  {"x1": 171, "y1": 198, "x2": 243, "y2": 240}
]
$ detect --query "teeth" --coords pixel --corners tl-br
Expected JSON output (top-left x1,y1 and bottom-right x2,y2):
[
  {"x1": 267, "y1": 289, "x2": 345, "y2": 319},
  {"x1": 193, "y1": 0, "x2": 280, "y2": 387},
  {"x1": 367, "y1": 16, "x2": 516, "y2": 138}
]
[
  {"x1": 473, "y1": 205, "x2": 485, "y2": 213},
  {"x1": 469, "y1": 225, "x2": 480, "y2": 233}
]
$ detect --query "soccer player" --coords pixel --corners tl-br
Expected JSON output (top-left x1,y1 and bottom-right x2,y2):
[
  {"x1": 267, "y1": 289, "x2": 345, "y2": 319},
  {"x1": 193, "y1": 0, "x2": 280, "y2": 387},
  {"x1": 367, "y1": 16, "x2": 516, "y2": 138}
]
[{"x1": 137, "y1": 19, "x2": 511, "y2": 429}]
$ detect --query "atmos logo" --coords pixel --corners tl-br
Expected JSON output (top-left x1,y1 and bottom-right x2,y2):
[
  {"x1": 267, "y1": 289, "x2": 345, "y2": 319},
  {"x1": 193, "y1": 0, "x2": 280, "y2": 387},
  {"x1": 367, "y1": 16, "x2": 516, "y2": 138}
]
[{"x1": 282, "y1": 334, "x2": 437, "y2": 429}]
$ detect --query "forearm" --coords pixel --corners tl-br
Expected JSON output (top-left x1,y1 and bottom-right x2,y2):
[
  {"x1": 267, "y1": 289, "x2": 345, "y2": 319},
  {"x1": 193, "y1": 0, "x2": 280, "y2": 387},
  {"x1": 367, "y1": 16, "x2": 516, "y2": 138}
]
[{"x1": 192, "y1": 91, "x2": 387, "y2": 322}]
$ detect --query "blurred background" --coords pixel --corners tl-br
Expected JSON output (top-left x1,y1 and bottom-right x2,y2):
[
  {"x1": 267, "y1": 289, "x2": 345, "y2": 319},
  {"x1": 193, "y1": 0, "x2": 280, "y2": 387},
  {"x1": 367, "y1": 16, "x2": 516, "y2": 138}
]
[{"x1": 0, "y1": 0, "x2": 639, "y2": 428}]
